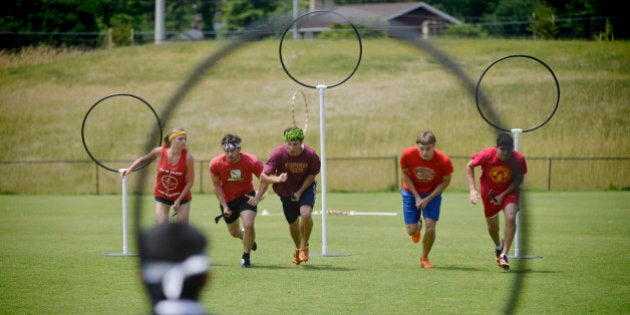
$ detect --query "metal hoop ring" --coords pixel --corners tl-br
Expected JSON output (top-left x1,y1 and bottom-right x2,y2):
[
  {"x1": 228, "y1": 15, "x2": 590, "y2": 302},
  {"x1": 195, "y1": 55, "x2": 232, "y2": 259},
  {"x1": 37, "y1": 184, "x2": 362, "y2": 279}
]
[
  {"x1": 475, "y1": 54, "x2": 560, "y2": 133},
  {"x1": 279, "y1": 10, "x2": 363, "y2": 89},
  {"x1": 81, "y1": 93, "x2": 162, "y2": 173},
  {"x1": 291, "y1": 89, "x2": 309, "y2": 133}
]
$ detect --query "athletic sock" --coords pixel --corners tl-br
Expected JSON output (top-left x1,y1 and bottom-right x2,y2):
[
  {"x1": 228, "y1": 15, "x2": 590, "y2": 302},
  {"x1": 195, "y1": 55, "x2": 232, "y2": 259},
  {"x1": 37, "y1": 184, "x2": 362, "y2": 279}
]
[{"x1": 242, "y1": 252, "x2": 250, "y2": 260}]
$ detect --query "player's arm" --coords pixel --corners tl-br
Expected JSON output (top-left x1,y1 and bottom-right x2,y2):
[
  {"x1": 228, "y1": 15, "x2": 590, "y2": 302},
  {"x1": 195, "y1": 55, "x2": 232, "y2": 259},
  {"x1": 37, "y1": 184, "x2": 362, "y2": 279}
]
[
  {"x1": 260, "y1": 171, "x2": 288, "y2": 184},
  {"x1": 248, "y1": 168, "x2": 269, "y2": 206},
  {"x1": 465, "y1": 160, "x2": 479, "y2": 205},
  {"x1": 290, "y1": 173, "x2": 315, "y2": 201},
  {"x1": 401, "y1": 168, "x2": 423, "y2": 208},
  {"x1": 426, "y1": 174, "x2": 451, "y2": 202},
  {"x1": 174, "y1": 152, "x2": 195, "y2": 209},
  {"x1": 496, "y1": 169, "x2": 524, "y2": 202},
  {"x1": 211, "y1": 174, "x2": 230, "y2": 213},
  {"x1": 121, "y1": 147, "x2": 161, "y2": 177}
]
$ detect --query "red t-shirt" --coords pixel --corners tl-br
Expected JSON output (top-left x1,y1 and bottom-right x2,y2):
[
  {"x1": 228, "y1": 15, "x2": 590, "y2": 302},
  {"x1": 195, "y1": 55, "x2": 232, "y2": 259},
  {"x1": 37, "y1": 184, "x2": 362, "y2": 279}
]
[
  {"x1": 209, "y1": 152, "x2": 264, "y2": 202},
  {"x1": 154, "y1": 147, "x2": 192, "y2": 202},
  {"x1": 470, "y1": 147, "x2": 528, "y2": 197},
  {"x1": 400, "y1": 146, "x2": 453, "y2": 195}
]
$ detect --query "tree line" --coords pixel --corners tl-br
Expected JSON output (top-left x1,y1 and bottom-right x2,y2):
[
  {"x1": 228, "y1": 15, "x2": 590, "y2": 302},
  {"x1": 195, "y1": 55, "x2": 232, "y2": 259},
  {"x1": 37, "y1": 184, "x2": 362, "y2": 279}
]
[{"x1": 0, "y1": 0, "x2": 626, "y2": 49}]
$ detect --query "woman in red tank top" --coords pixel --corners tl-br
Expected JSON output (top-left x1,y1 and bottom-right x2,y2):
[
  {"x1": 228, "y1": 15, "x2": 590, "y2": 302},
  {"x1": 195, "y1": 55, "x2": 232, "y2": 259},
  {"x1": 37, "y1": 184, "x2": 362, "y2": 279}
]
[{"x1": 122, "y1": 128, "x2": 195, "y2": 224}]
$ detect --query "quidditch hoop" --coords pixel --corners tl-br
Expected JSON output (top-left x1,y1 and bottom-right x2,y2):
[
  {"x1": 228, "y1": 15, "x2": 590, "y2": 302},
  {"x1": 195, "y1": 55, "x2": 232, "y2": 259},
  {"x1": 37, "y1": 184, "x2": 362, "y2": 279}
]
[
  {"x1": 81, "y1": 93, "x2": 162, "y2": 173},
  {"x1": 475, "y1": 54, "x2": 560, "y2": 133},
  {"x1": 291, "y1": 89, "x2": 309, "y2": 133},
  {"x1": 279, "y1": 10, "x2": 363, "y2": 89}
]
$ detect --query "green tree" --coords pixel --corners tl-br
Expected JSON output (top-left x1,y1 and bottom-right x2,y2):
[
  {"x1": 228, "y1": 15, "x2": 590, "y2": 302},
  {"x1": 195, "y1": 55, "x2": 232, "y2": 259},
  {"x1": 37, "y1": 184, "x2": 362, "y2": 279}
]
[{"x1": 530, "y1": 2, "x2": 558, "y2": 39}]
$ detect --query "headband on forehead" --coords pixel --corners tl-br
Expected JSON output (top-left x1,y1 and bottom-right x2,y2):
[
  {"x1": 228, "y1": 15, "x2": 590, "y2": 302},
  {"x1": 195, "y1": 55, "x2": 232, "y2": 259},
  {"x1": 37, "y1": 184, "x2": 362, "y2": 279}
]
[
  {"x1": 222, "y1": 142, "x2": 241, "y2": 150},
  {"x1": 168, "y1": 130, "x2": 186, "y2": 141},
  {"x1": 284, "y1": 129, "x2": 304, "y2": 142},
  {"x1": 142, "y1": 254, "x2": 210, "y2": 300}
]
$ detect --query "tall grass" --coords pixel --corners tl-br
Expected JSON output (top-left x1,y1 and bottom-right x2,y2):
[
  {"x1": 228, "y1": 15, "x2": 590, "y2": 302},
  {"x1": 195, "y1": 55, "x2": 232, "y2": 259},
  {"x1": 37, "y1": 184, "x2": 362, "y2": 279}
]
[{"x1": 0, "y1": 39, "x2": 628, "y2": 193}]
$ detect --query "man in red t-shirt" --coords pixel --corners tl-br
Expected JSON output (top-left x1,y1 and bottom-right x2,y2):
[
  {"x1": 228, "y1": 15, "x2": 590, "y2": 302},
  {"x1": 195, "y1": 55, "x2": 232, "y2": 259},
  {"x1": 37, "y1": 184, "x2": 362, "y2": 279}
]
[
  {"x1": 210, "y1": 134, "x2": 269, "y2": 268},
  {"x1": 400, "y1": 131, "x2": 453, "y2": 269},
  {"x1": 466, "y1": 133, "x2": 527, "y2": 270}
]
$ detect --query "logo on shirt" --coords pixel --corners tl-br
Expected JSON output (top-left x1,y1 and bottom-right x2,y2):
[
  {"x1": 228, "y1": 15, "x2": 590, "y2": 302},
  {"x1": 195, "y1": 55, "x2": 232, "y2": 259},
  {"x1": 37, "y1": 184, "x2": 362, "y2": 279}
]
[
  {"x1": 414, "y1": 166, "x2": 435, "y2": 182},
  {"x1": 489, "y1": 166, "x2": 511, "y2": 183},
  {"x1": 160, "y1": 174, "x2": 179, "y2": 194},
  {"x1": 227, "y1": 169, "x2": 243, "y2": 182},
  {"x1": 284, "y1": 162, "x2": 308, "y2": 174}
]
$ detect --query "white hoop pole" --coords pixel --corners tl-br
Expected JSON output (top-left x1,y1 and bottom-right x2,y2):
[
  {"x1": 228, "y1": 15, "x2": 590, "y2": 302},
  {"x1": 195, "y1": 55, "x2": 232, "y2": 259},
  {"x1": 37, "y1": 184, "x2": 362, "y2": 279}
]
[
  {"x1": 510, "y1": 129, "x2": 541, "y2": 259},
  {"x1": 511, "y1": 128, "x2": 523, "y2": 257},
  {"x1": 103, "y1": 170, "x2": 136, "y2": 256},
  {"x1": 120, "y1": 170, "x2": 130, "y2": 255},
  {"x1": 317, "y1": 85, "x2": 329, "y2": 256}
]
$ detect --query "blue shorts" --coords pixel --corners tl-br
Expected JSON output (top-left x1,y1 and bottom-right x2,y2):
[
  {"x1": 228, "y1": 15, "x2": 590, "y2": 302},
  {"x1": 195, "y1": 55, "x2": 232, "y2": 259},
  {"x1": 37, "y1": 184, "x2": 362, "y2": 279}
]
[
  {"x1": 280, "y1": 181, "x2": 317, "y2": 224},
  {"x1": 402, "y1": 189, "x2": 442, "y2": 224}
]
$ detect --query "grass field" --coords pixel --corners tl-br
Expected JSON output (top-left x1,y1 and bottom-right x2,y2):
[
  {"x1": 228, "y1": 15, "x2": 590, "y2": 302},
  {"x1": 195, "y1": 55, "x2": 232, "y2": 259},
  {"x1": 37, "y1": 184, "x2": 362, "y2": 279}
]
[{"x1": 1, "y1": 191, "x2": 628, "y2": 314}]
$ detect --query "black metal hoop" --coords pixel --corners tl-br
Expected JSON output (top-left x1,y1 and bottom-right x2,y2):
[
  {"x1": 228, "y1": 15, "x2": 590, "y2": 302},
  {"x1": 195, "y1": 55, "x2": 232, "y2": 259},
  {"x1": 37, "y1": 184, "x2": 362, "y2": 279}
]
[
  {"x1": 279, "y1": 10, "x2": 363, "y2": 89},
  {"x1": 81, "y1": 93, "x2": 162, "y2": 173},
  {"x1": 475, "y1": 54, "x2": 560, "y2": 133}
]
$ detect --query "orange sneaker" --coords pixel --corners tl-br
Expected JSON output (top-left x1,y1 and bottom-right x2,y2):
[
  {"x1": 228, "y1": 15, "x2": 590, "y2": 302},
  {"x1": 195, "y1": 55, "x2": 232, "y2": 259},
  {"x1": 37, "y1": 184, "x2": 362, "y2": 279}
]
[
  {"x1": 292, "y1": 248, "x2": 301, "y2": 265},
  {"x1": 420, "y1": 257, "x2": 433, "y2": 269},
  {"x1": 411, "y1": 230, "x2": 421, "y2": 243},
  {"x1": 411, "y1": 220, "x2": 422, "y2": 243},
  {"x1": 298, "y1": 245, "x2": 309, "y2": 263},
  {"x1": 498, "y1": 254, "x2": 510, "y2": 269}
]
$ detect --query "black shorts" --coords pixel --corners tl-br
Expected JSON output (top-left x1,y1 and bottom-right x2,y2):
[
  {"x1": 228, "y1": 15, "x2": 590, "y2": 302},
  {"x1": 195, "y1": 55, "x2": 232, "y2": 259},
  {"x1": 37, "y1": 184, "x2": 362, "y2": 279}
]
[
  {"x1": 154, "y1": 197, "x2": 191, "y2": 206},
  {"x1": 280, "y1": 182, "x2": 316, "y2": 224},
  {"x1": 220, "y1": 191, "x2": 257, "y2": 224}
]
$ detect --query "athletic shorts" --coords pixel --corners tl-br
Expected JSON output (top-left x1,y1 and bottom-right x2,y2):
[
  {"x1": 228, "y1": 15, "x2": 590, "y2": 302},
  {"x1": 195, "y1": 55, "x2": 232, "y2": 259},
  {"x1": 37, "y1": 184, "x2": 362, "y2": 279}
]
[
  {"x1": 155, "y1": 197, "x2": 191, "y2": 206},
  {"x1": 219, "y1": 191, "x2": 257, "y2": 224},
  {"x1": 401, "y1": 189, "x2": 442, "y2": 224},
  {"x1": 482, "y1": 191, "x2": 519, "y2": 218},
  {"x1": 280, "y1": 182, "x2": 317, "y2": 224}
]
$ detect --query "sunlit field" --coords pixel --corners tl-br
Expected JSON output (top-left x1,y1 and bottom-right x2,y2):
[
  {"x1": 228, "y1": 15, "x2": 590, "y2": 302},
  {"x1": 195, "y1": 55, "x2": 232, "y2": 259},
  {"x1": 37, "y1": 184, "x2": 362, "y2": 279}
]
[{"x1": 0, "y1": 191, "x2": 628, "y2": 313}]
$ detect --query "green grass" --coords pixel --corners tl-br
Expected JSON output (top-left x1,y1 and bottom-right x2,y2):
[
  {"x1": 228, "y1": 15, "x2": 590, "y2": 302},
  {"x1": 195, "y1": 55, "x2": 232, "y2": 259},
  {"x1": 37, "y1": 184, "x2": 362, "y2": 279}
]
[
  {"x1": 1, "y1": 191, "x2": 628, "y2": 314},
  {"x1": 0, "y1": 38, "x2": 629, "y2": 193}
]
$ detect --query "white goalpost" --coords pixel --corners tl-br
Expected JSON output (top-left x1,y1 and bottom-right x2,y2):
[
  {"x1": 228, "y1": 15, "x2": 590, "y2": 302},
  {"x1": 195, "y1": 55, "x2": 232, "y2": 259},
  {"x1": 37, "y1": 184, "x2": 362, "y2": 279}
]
[{"x1": 102, "y1": 170, "x2": 137, "y2": 257}]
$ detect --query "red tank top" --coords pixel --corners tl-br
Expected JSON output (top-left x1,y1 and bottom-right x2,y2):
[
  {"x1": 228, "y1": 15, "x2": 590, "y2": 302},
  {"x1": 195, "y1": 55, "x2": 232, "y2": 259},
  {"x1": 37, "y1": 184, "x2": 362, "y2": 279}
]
[{"x1": 154, "y1": 147, "x2": 192, "y2": 201}]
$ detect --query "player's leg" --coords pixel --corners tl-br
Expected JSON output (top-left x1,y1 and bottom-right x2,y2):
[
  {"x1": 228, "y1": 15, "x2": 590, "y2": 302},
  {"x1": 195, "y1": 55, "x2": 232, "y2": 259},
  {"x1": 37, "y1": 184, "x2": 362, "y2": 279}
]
[
  {"x1": 402, "y1": 189, "x2": 421, "y2": 242},
  {"x1": 155, "y1": 201, "x2": 170, "y2": 223},
  {"x1": 175, "y1": 201, "x2": 191, "y2": 224},
  {"x1": 298, "y1": 204, "x2": 313, "y2": 262},
  {"x1": 422, "y1": 219, "x2": 436, "y2": 257},
  {"x1": 240, "y1": 209, "x2": 256, "y2": 253},
  {"x1": 501, "y1": 203, "x2": 518, "y2": 256},
  {"x1": 420, "y1": 195, "x2": 441, "y2": 268},
  {"x1": 282, "y1": 197, "x2": 302, "y2": 265},
  {"x1": 486, "y1": 214, "x2": 501, "y2": 248}
]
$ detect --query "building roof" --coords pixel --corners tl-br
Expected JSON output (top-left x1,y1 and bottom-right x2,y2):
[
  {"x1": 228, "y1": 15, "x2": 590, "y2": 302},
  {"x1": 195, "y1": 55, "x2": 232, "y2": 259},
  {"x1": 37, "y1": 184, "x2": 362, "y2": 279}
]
[{"x1": 335, "y1": 2, "x2": 462, "y2": 25}]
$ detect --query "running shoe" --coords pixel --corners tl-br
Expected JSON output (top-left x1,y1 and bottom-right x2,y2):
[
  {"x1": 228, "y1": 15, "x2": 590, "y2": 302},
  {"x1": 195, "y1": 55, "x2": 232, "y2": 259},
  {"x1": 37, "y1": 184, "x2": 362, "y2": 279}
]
[
  {"x1": 298, "y1": 244, "x2": 309, "y2": 263},
  {"x1": 411, "y1": 220, "x2": 422, "y2": 243},
  {"x1": 252, "y1": 241, "x2": 257, "y2": 251},
  {"x1": 292, "y1": 248, "x2": 301, "y2": 266},
  {"x1": 241, "y1": 258, "x2": 251, "y2": 268},
  {"x1": 420, "y1": 257, "x2": 433, "y2": 269},
  {"x1": 498, "y1": 254, "x2": 510, "y2": 269},
  {"x1": 495, "y1": 239, "x2": 504, "y2": 264}
]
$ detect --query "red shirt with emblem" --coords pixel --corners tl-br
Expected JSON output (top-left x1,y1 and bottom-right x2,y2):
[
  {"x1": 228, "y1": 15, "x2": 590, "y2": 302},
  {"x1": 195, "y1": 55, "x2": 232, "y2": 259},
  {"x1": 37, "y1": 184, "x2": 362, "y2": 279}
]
[
  {"x1": 470, "y1": 147, "x2": 527, "y2": 197},
  {"x1": 209, "y1": 152, "x2": 264, "y2": 202},
  {"x1": 400, "y1": 146, "x2": 453, "y2": 195},
  {"x1": 154, "y1": 147, "x2": 192, "y2": 202}
]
